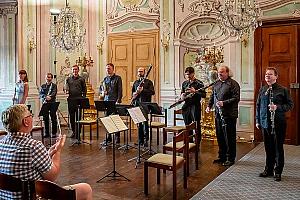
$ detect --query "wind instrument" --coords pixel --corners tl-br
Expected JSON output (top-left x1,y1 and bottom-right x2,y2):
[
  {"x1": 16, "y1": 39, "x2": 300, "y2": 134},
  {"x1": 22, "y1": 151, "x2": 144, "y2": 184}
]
[{"x1": 168, "y1": 80, "x2": 217, "y2": 109}]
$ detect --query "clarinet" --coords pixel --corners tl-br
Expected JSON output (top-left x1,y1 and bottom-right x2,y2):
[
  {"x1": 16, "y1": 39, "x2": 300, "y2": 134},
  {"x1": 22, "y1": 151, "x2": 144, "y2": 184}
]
[
  {"x1": 43, "y1": 83, "x2": 53, "y2": 104},
  {"x1": 268, "y1": 86, "x2": 276, "y2": 135}
]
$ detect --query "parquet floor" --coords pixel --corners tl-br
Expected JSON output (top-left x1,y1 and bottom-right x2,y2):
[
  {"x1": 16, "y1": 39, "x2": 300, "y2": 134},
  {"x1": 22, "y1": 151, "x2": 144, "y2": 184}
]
[{"x1": 36, "y1": 127, "x2": 257, "y2": 200}]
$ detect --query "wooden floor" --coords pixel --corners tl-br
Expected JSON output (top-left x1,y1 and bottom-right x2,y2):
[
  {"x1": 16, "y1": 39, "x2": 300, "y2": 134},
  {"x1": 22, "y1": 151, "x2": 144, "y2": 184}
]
[{"x1": 36, "y1": 127, "x2": 257, "y2": 200}]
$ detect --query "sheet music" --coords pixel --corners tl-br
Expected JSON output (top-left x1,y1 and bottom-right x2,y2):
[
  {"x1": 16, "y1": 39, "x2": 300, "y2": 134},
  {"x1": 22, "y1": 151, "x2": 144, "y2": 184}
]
[
  {"x1": 127, "y1": 107, "x2": 147, "y2": 124},
  {"x1": 110, "y1": 115, "x2": 128, "y2": 132},
  {"x1": 100, "y1": 115, "x2": 128, "y2": 133}
]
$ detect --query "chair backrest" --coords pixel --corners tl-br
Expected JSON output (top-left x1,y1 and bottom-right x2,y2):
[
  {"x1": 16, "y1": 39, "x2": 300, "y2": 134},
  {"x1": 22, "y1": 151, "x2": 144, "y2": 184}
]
[
  {"x1": 35, "y1": 180, "x2": 76, "y2": 200},
  {"x1": 185, "y1": 121, "x2": 199, "y2": 144},
  {"x1": 173, "y1": 109, "x2": 184, "y2": 126},
  {"x1": 0, "y1": 173, "x2": 34, "y2": 200},
  {"x1": 172, "y1": 130, "x2": 187, "y2": 166},
  {"x1": 150, "y1": 106, "x2": 167, "y2": 125}
]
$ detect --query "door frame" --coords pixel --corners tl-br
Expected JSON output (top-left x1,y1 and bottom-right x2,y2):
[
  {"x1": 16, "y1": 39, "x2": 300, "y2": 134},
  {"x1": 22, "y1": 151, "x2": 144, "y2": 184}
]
[{"x1": 254, "y1": 19, "x2": 300, "y2": 145}]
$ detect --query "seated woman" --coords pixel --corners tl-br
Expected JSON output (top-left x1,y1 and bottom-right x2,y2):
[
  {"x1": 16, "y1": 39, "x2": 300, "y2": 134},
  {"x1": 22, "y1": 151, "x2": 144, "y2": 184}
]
[{"x1": 0, "y1": 104, "x2": 92, "y2": 200}]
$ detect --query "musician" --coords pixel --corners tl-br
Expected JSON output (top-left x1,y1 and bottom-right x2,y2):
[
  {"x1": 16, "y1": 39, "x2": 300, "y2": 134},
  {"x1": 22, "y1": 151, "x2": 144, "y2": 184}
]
[
  {"x1": 132, "y1": 67, "x2": 155, "y2": 147},
  {"x1": 101, "y1": 63, "x2": 122, "y2": 144},
  {"x1": 64, "y1": 65, "x2": 87, "y2": 138},
  {"x1": 206, "y1": 66, "x2": 240, "y2": 166},
  {"x1": 256, "y1": 67, "x2": 293, "y2": 181},
  {"x1": 180, "y1": 67, "x2": 205, "y2": 144},
  {"x1": 39, "y1": 73, "x2": 58, "y2": 138}
]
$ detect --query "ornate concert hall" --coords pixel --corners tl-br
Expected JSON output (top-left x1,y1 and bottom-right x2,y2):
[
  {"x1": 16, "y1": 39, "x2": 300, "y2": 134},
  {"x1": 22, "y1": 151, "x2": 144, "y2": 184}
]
[{"x1": 0, "y1": 0, "x2": 299, "y2": 199}]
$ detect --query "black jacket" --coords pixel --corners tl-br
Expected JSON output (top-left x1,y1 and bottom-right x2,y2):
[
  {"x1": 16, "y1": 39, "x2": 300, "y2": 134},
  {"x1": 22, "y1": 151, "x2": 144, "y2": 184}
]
[
  {"x1": 208, "y1": 78, "x2": 240, "y2": 119},
  {"x1": 132, "y1": 78, "x2": 155, "y2": 103},
  {"x1": 103, "y1": 74, "x2": 122, "y2": 103},
  {"x1": 256, "y1": 83, "x2": 293, "y2": 129}
]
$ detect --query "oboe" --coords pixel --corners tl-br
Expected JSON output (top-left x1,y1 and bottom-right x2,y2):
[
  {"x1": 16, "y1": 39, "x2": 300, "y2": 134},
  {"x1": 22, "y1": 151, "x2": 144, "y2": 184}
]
[{"x1": 268, "y1": 86, "x2": 275, "y2": 135}]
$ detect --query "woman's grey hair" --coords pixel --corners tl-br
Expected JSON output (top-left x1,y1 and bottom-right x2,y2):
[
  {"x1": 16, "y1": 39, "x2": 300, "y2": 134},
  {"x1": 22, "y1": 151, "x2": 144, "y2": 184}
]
[{"x1": 1, "y1": 104, "x2": 28, "y2": 133}]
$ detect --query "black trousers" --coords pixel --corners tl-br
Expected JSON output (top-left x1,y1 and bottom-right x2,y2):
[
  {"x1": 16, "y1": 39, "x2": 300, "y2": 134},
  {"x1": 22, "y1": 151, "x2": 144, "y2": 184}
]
[
  {"x1": 182, "y1": 105, "x2": 201, "y2": 143},
  {"x1": 67, "y1": 98, "x2": 81, "y2": 134},
  {"x1": 138, "y1": 121, "x2": 149, "y2": 144},
  {"x1": 215, "y1": 117, "x2": 237, "y2": 162},
  {"x1": 43, "y1": 108, "x2": 57, "y2": 136},
  {"x1": 262, "y1": 121, "x2": 286, "y2": 174}
]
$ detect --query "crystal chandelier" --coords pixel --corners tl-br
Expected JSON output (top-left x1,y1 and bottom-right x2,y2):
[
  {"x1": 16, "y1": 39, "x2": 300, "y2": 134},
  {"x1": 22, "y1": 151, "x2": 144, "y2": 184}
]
[
  {"x1": 217, "y1": 0, "x2": 262, "y2": 38},
  {"x1": 49, "y1": 0, "x2": 86, "y2": 53}
]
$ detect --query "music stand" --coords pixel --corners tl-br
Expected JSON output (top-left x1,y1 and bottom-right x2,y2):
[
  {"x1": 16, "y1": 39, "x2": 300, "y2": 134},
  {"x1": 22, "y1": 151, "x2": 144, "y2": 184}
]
[
  {"x1": 97, "y1": 115, "x2": 130, "y2": 182},
  {"x1": 115, "y1": 104, "x2": 135, "y2": 152},
  {"x1": 140, "y1": 102, "x2": 162, "y2": 156},
  {"x1": 95, "y1": 100, "x2": 117, "y2": 148},
  {"x1": 38, "y1": 102, "x2": 60, "y2": 147},
  {"x1": 71, "y1": 97, "x2": 90, "y2": 146},
  {"x1": 127, "y1": 106, "x2": 147, "y2": 168}
]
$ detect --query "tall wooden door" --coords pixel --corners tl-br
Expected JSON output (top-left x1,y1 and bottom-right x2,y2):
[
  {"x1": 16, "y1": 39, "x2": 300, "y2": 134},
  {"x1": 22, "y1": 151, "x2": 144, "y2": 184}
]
[
  {"x1": 255, "y1": 23, "x2": 299, "y2": 145},
  {"x1": 108, "y1": 30, "x2": 159, "y2": 104}
]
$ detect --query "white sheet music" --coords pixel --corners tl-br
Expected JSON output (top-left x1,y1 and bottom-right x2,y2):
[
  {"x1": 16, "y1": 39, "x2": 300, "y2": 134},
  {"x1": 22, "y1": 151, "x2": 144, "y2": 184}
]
[
  {"x1": 127, "y1": 107, "x2": 147, "y2": 124},
  {"x1": 100, "y1": 115, "x2": 128, "y2": 133}
]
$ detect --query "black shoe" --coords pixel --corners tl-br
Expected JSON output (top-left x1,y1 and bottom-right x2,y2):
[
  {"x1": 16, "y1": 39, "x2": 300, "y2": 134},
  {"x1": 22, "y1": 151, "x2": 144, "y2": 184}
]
[
  {"x1": 222, "y1": 161, "x2": 235, "y2": 166},
  {"x1": 259, "y1": 170, "x2": 273, "y2": 177},
  {"x1": 213, "y1": 158, "x2": 225, "y2": 164},
  {"x1": 274, "y1": 174, "x2": 281, "y2": 181}
]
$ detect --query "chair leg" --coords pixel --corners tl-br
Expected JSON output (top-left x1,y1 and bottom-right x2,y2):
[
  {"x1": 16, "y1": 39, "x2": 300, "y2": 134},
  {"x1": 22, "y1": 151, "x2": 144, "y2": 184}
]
[
  {"x1": 156, "y1": 127, "x2": 159, "y2": 145},
  {"x1": 157, "y1": 168, "x2": 160, "y2": 184},
  {"x1": 187, "y1": 152, "x2": 190, "y2": 177},
  {"x1": 195, "y1": 150, "x2": 199, "y2": 170},
  {"x1": 184, "y1": 161, "x2": 187, "y2": 189},
  {"x1": 90, "y1": 124, "x2": 92, "y2": 142},
  {"x1": 144, "y1": 162, "x2": 148, "y2": 195},
  {"x1": 173, "y1": 169, "x2": 177, "y2": 200},
  {"x1": 82, "y1": 124, "x2": 85, "y2": 140}
]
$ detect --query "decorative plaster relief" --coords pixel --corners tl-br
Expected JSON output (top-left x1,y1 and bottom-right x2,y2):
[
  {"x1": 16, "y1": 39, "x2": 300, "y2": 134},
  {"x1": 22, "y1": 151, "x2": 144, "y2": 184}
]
[
  {"x1": 188, "y1": 0, "x2": 221, "y2": 16},
  {"x1": 178, "y1": 18, "x2": 229, "y2": 48},
  {"x1": 106, "y1": 0, "x2": 159, "y2": 33},
  {"x1": 0, "y1": 5, "x2": 17, "y2": 16},
  {"x1": 293, "y1": 9, "x2": 300, "y2": 17}
]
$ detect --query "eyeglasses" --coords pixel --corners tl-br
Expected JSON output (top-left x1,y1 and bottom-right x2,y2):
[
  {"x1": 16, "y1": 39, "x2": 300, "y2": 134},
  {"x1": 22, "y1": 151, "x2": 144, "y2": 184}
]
[{"x1": 24, "y1": 114, "x2": 33, "y2": 119}]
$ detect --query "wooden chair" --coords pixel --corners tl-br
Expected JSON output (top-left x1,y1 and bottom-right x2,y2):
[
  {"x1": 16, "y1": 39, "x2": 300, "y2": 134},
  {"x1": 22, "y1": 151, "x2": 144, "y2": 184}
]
[
  {"x1": 149, "y1": 107, "x2": 167, "y2": 145},
  {"x1": 0, "y1": 173, "x2": 35, "y2": 200},
  {"x1": 144, "y1": 130, "x2": 187, "y2": 200},
  {"x1": 0, "y1": 130, "x2": 7, "y2": 136},
  {"x1": 163, "y1": 121, "x2": 199, "y2": 176},
  {"x1": 35, "y1": 180, "x2": 76, "y2": 200},
  {"x1": 76, "y1": 109, "x2": 98, "y2": 142},
  {"x1": 162, "y1": 109, "x2": 186, "y2": 146}
]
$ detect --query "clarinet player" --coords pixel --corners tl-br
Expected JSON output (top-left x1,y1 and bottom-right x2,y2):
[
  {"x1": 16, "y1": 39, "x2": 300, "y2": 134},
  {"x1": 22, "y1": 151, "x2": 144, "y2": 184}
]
[
  {"x1": 206, "y1": 66, "x2": 240, "y2": 166},
  {"x1": 256, "y1": 67, "x2": 293, "y2": 181},
  {"x1": 39, "y1": 73, "x2": 58, "y2": 138}
]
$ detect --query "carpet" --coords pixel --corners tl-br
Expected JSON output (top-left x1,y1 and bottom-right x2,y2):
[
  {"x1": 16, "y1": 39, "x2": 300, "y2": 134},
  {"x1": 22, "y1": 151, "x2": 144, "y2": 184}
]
[{"x1": 191, "y1": 143, "x2": 300, "y2": 200}]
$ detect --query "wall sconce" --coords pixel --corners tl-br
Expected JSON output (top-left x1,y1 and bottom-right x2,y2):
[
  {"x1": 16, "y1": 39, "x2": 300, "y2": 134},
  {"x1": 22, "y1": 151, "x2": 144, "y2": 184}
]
[
  {"x1": 160, "y1": 19, "x2": 171, "y2": 52},
  {"x1": 96, "y1": 26, "x2": 105, "y2": 55},
  {"x1": 26, "y1": 24, "x2": 36, "y2": 53}
]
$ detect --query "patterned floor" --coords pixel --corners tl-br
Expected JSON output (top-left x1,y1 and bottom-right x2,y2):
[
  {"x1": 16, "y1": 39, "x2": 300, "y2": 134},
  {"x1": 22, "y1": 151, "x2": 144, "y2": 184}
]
[{"x1": 192, "y1": 143, "x2": 300, "y2": 200}]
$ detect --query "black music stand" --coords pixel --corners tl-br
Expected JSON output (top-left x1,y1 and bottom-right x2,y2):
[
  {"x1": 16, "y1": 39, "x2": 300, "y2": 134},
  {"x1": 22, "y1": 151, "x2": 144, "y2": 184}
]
[
  {"x1": 116, "y1": 104, "x2": 135, "y2": 152},
  {"x1": 97, "y1": 115, "x2": 130, "y2": 182},
  {"x1": 127, "y1": 106, "x2": 148, "y2": 168},
  {"x1": 71, "y1": 97, "x2": 90, "y2": 146},
  {"x1": 141, "y1": 102, "x2": 163, "y2": 155},
  {"x1": 95, "y1": 100, "x2": 117, "y2": 148},
  {"x1": 38, "y1": 102, "x2": 60, "y2": 146}
]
